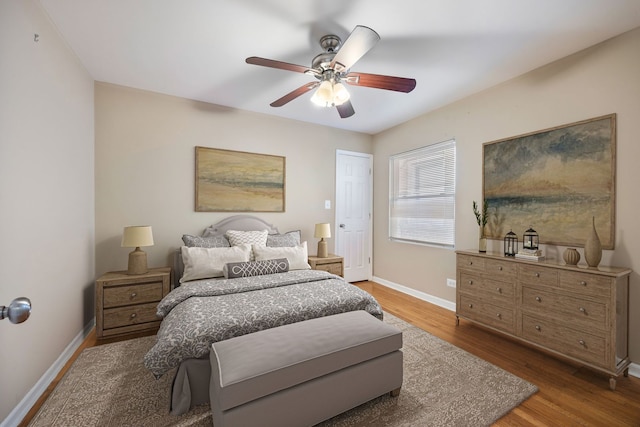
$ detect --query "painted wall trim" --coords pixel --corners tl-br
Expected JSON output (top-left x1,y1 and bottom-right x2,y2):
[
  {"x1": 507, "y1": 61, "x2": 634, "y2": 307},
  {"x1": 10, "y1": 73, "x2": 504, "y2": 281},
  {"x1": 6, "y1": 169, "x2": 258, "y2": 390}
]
[
  {"x1": 372, "y1": 275, "x2": 456, "y2": 312},
  {"x1": 1, "y1": 319, "x2": 95, "y2": 427},
  {"x1": 371, "y1": 276, "x2": 639, "y2": 379}
]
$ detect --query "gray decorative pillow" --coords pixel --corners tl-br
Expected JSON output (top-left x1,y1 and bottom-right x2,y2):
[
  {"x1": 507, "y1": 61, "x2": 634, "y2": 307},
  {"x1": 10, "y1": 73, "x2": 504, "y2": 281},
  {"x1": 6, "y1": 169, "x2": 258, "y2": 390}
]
[
  {"x1": 223, "y1": 258, "x2": 289, "y2": 279},
  {"x1": 182, "y1": 234, "x2": 230, "y2": 248},
  {"x1": 267, "y1": 230, "x2": 301, "y2": 247}
]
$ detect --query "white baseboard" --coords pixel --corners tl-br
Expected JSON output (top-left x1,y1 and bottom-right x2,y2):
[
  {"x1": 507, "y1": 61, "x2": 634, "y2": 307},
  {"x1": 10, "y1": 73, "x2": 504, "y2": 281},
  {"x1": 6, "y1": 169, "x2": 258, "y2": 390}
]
[
  {"x1": 1, "y1": 319, "x2": 95, "y2": 427},
  {"x1": 371, "y1": 276, "x2": 639, "y2": 380}
]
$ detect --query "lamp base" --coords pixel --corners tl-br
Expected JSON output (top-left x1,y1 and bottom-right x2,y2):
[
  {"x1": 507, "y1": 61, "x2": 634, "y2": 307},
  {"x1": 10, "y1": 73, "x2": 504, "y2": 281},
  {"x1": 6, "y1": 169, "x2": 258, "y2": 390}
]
[
  {"x1": 317, "y1": 240, "x2": 328, "y2": 258},
  {"x1": 128, "y1": 247, "x2": 148, "y2": 275}
]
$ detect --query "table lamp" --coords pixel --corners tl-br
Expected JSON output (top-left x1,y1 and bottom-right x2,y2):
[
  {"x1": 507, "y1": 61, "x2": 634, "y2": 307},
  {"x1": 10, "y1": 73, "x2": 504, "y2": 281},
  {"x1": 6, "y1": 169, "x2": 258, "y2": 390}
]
[
  {"x1": 314, "y1": 223, "x2": 331, "y2": 258},
  {"x1": 121, "y1": 225, "x2": 154, "y2": 275}
]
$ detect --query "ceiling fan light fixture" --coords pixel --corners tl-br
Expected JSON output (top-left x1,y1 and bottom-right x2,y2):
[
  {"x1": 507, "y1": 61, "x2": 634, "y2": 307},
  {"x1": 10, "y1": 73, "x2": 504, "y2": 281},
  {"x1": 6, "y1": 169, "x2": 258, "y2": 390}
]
[{"x1": 310, "y1": 79, "x2": 350, "y2": 107}]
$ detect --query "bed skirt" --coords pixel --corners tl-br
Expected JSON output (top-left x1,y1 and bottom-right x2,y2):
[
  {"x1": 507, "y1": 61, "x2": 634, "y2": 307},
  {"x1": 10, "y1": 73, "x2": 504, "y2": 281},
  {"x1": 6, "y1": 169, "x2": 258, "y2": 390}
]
[{"x1": 170, "y1": 358, "x2": 211, "y2": 415}]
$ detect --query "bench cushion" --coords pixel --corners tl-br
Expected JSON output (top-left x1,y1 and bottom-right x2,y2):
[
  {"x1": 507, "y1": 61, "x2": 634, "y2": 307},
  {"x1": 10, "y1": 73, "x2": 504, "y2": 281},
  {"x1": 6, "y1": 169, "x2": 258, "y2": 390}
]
[{"x1": 210, "y1": 310, "x2": 402, "y2": 411}]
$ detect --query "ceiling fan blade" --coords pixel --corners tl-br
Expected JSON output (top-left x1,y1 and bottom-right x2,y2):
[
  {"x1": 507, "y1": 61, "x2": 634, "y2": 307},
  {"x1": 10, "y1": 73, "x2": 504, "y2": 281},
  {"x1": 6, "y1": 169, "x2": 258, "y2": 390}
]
[
  {"x1": 270, "y1": 82, "x2": 319, "y2": 107},
  {"x1": 336, "y1": 100, "x2": 355, "y2": 118},
  {"x1": 345, "y1": 72, "x2": 416, "y2": 93},
  {"x1": 246, "y1": 56, "x2": 318, "y2": 76},
  {"x1": 330, "y1": 25, "x2": 380, "y2": 72}
]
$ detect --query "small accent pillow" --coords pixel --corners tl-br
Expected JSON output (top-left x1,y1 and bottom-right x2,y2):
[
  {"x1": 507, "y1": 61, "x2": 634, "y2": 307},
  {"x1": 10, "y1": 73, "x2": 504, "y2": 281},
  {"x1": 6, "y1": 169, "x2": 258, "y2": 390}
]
[
  {"x1": 226, "y1": 230, "x2": 269, "y2": 261},
  {"x1": 182, "y1": 234, "x2": 230, "y2": 248},
  {"x1": 252, "y1": 241, "x2": 311, "y2": 271},
  {"x1": 180, "y1": 244, "x2": 251, "y2": 283},
  {"x1": 223, "y1": 258, "x2": 289, "y2": 279},
  {"x1": 266, "y1": 230, "x2": 301, "y2": 247}
]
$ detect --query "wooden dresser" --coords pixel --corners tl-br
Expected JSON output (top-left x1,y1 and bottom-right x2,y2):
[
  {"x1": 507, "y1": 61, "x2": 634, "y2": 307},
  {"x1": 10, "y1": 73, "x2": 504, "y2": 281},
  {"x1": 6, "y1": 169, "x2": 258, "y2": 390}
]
[
  {"x1": 456, "y1": 250, "x2": 630, "y2": 389},
  {"x1": 95, "y1": 267, "x2": 171, "y2": 338}
]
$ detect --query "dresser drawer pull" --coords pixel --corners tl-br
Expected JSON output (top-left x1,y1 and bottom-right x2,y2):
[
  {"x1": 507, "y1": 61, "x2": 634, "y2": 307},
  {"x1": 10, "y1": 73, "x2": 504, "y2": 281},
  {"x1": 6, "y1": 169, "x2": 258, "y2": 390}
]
[
  {"x1": 468, "y1": 261, "x2": 473, "y2": 266},
  {"x1": 580, "y1": 281, "x2": 587, "y2": 286},
  {"x1": 496, "y1": 287, "x2": 502, "y2": 293},
  {"x1": 130, "y1": 313, "x2": 137, "y2": 319},
  {"x1": 498, "y1": 266, "x2": 503, "y2": 271},
  {"x1": 578, "y1": 340, "x2": 586, "y2": 346},
  {"x1": 131, "y1": 292, "x2": 137, "y2": 298},
  {"x1": 535, "y1": 325, "x2": 541, "y2": 331},
  {"x1": 534, "y1": 272, "x2": 540, "y2": 278},
  {"x1": 468, "y1": 303, "x2": 473, "y2": 309},
  {"x1": 496, "y1": 313, "x2": 502, "y2": 318},
  {"x1": 468, "y1": 280, "x2": 473, "y2": 285},
  {"x1": 535, "y1": 296, "x2": 541, "y2": 302},
  {"x1": 579, "y1": 307, "x2": 586, "y2": 313}
]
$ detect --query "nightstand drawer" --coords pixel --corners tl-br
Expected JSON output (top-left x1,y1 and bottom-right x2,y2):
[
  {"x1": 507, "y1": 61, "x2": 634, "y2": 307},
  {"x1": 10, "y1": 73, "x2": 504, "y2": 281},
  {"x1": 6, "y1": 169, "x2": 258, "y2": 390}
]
[
  {"x1": 104, "y1": 282, "x2": 164, "y2": 308},
  {"x1": 314, "y1": 262, "x2": 343, "y2": 276},
  {"x1": 103, "y1": 302, "x2": 160, "y2": 329}
]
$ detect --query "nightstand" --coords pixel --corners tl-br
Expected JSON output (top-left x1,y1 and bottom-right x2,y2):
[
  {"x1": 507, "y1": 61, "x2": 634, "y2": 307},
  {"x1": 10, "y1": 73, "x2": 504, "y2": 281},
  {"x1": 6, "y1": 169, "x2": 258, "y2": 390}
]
[
  {"x1": 308, "y1": 254, "x2": 344, "y2": 277},
  {"x1": 95, "y1": 267, "x2": 171, "y2": 339}
]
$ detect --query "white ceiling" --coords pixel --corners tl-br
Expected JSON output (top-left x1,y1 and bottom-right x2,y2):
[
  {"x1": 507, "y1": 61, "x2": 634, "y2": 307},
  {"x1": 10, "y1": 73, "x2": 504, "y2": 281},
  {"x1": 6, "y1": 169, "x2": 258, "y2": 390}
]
[{"x1": 39, "y1": 0, "x2": 640, "y2": 134}]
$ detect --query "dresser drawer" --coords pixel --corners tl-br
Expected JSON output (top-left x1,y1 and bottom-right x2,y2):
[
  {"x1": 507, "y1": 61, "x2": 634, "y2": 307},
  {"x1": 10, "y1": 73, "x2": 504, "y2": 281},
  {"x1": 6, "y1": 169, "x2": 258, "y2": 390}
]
[
  {"x1": 559, "y1": 270, "x2": 612, "y2": 298},
  {"x1": 485, "y1": 258, "x2": 517, "y2": 280},
  {"x1": 104, "y1": 282, "x2": 164, "y2": 308},
  {"x1": 103, "y1": 302, "x2": 160, "y2": 329},
  {"x1": 522, "y1": 314, "x2": 606, "y2": 368},
  {"x1": 518, "y1": 264, "x2": 558, "y2": 287},
  {"x1": 458, "y1": 294, "x2": 515, "y2": 334},
  {"x1": 457, "y1": 254, "x2": 485, "y2": 272},
  {"x1": 459, "y1": 272, "x2": 514, "y2": 302},
  {"x1": 521, "y1": 286, "x2": 607, "y2": 331}
]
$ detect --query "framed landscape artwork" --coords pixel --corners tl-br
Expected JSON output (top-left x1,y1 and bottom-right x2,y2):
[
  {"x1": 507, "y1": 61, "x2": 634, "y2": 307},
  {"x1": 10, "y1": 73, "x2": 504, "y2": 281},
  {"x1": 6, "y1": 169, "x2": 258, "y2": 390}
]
[
  {"x1": 482, "y1": 114, "x2": 616, "y2": 249},
  {"x1": 195, "y1": 147, "x2": 285, "y2": 212}
]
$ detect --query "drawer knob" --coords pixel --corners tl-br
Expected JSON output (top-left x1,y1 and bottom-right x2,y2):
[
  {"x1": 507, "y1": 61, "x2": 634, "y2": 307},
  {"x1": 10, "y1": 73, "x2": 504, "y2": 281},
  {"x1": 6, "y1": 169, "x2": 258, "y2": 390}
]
[
  {"x1": 579, "y1": 307, "x2": 586, "y2": 313},
  {"x1": 131, "y1": 292, "x2": 137, "y2": 298},
  {"x1": 580, "y1": 281, "x2": 587, "y2": 286},
  {"x1": 468, "y1": 261, "x2": 473, "y2": 266},
  {"x1": 498, "y1": 266, "x2": 503, "y2": 271},
  {"x1": 579, "y1": 340, "x2": 586, "y2": 346},
  {"x1": 468, "y1": 303, "x2": 473, "y2": 308},
  {"x1": 496, "y1": 287, "x2": 502, "y2": 293},
  {"x1": 535, "y1": 296, "x2": 541, "y2": 302},
  {"x1": 496, "y1": 313, "x2": 502, "y2": 318},
  {"x1": 130, "y1": 313, "x2": 137, "y2": 319},
  {"x1": 468, "y1": 280, "x2": 473, "y2": 285},
  {"x1": 534, "y1": 272, "x2": 540, "y2": 278},
  {"x1": 535, "y1": 325, "x2": 541, "y2": 331}
]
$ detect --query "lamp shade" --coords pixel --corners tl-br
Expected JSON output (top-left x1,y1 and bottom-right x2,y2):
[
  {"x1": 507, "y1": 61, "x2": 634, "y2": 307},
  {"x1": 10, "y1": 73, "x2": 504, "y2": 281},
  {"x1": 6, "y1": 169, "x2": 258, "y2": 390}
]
[
  {"x1": 314, "y1": 223, "x2": 331, "y2": 239},
  {"x1": 121, "y1": 226, "x2": 154, "y2": 248}
]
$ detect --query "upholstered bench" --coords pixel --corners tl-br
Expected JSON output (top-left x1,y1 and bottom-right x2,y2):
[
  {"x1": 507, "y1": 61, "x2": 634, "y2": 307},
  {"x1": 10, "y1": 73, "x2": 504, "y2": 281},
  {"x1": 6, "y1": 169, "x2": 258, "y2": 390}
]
[{"x1": 209, "y1": 310, "x2": 403, "y2": 427}]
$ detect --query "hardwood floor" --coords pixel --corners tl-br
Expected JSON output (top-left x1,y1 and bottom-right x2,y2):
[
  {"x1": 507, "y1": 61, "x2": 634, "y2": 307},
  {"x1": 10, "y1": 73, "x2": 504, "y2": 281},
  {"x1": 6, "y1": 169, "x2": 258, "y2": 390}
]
[
  {"x1": 20, "y1": 280, "x2": 640, "y2": 426},
  {"x1": 354, "y1": 281, "x2": 640, "y2": 426}
]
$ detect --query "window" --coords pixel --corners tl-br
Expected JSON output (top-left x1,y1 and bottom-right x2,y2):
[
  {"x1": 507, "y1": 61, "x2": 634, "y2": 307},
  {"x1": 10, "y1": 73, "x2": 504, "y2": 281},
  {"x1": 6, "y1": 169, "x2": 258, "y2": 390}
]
[{"x1": 389, "y1": 139, "x2": 456, "y2": 248}]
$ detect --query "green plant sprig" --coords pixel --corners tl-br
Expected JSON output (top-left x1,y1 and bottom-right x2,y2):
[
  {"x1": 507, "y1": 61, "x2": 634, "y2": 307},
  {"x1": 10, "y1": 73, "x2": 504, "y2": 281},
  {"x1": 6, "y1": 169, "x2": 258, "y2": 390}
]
[{"x1": 473, "y1": 200, "x2": 488, "y2": 228}]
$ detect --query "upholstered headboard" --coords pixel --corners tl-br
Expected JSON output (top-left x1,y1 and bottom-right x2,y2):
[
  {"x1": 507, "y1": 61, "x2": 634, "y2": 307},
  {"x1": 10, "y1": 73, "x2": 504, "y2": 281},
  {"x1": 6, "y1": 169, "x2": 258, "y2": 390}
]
[{"x1": 174, "y1": 215, "x2": 280, "y2": 285}]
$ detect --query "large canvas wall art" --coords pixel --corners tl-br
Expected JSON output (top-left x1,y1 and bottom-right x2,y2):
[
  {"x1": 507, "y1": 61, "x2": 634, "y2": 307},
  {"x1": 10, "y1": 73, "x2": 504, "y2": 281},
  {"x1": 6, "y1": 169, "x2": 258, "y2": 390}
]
[
  {"x1": 195, "y1": 147, "x2": 285, "y2": 212},
  {"x1": 482, "y1": 114, "x2": 616, "y2": 249}
]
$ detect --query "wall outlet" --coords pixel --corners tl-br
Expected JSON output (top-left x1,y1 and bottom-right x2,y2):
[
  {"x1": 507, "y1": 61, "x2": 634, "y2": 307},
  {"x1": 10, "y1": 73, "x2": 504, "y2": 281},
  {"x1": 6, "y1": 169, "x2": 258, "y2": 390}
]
[
  {"x1": 325, "y1": 200, "x2": 331, "y2": 209},
  {"x1": 446, "y1": 278, "x2": 456, "y2": 288}
]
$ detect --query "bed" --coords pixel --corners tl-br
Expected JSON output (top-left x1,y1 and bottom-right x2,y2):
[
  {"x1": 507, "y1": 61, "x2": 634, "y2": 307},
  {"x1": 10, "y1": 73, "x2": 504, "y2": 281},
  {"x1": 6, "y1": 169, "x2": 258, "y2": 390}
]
[{"x1": 142, "y1": 215, "x2": 383, "y2": 415}]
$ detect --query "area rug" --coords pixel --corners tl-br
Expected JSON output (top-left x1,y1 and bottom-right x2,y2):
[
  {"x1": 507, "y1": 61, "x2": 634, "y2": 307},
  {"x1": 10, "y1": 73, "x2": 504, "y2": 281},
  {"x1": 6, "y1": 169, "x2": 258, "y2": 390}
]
[{"x1": 28, "y1": 313, "x2": 537, "y2": 426}]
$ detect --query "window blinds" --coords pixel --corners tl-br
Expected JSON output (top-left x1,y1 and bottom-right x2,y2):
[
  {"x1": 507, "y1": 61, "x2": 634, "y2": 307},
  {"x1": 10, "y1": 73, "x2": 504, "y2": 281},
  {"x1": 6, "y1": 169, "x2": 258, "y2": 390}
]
[{"x1": 389, "y1": 139, "x2": 456, "y2": 248}]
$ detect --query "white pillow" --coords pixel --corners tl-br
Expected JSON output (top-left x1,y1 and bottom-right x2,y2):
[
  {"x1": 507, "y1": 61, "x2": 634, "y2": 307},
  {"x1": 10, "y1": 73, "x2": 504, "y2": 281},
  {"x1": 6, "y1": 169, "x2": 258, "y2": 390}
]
[
  {"x1": 180, "y1": 244, "x2": 251, "y2": 283},
  {"x1": 252, "y1": 241, "x2": 311, "y2": 271}
]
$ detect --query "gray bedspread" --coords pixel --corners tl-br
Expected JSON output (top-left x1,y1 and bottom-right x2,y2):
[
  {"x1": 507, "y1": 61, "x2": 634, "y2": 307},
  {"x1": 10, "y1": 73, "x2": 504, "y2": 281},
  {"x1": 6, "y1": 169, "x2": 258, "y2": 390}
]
[{"x1": 143, "y1": 270, "x2": 383, "y2": 378}]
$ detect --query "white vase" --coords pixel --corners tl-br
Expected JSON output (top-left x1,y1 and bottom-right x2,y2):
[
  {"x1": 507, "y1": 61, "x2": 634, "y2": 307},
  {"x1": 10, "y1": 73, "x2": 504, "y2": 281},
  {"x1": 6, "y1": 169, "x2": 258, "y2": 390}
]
[
  {"x1": 478, "y1": 227, "x2": 487, "y2": 253},
  {"x1": 584, "y1": 216, "x2": 602, "y2": 268}
]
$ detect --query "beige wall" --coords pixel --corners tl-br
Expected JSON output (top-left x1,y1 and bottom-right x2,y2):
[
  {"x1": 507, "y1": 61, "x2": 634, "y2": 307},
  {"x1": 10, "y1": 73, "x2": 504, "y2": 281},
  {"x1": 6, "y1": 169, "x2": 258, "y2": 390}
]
[
  {"x1": 373, "y1": 28, "x2": 640, "y2": 363},
  {"x1": 94, "y1": 83, "x2": 373, "y2": 277},
  {"x1": 0, "y1": 0, "x2": 95, "y2": 423}
]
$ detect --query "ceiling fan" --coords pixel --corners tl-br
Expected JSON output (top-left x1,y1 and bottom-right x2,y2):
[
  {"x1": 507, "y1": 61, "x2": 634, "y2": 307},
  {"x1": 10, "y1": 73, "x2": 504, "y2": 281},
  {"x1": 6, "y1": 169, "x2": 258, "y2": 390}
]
[{"x1": 246, "y1": 25, "x2": 417, "y2": 119}]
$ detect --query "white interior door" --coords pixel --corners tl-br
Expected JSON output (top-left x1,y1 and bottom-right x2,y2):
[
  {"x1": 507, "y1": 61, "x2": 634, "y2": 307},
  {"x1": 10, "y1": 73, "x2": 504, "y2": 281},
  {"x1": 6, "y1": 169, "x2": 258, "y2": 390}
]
[{"x1": 335, "y1": 150, "x2": 372, "y2": 282}]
